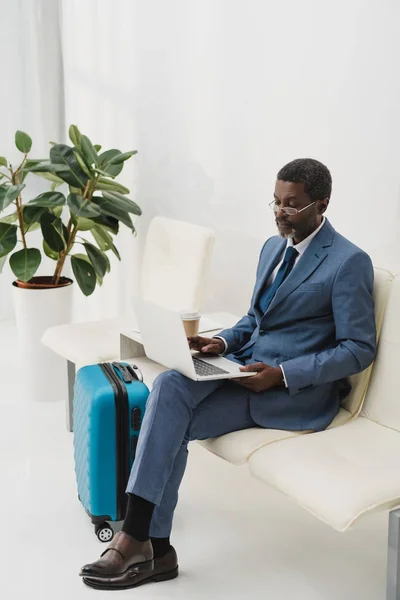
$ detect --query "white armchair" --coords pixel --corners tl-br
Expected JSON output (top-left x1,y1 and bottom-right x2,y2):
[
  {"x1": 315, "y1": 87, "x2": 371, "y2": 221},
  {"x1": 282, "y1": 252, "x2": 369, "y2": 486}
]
[
  {"x1": 41, "y1": 216, "x2": 215, "y2": 431},
  {"x1": 119, "y1": 266, "x2": 400, "y2": 598}
]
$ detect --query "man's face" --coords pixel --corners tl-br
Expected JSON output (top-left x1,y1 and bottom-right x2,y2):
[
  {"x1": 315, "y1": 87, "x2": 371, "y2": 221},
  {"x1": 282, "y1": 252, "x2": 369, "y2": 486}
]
[{"x1": 273, "y1": 180, "x2": 328, "y2": 243}]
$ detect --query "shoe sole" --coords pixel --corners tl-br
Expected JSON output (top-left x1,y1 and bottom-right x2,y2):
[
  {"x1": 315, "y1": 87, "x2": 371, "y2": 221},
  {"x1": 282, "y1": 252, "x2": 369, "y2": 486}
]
[{"x1": 83, "y1": 566, "x2": 179, "y2": 590}]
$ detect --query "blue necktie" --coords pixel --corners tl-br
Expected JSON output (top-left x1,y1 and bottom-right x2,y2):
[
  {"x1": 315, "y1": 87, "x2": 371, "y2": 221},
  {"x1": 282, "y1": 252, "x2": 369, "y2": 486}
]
[{"x1": 258, "y1": 246, "x2": 299, "y2": 314}]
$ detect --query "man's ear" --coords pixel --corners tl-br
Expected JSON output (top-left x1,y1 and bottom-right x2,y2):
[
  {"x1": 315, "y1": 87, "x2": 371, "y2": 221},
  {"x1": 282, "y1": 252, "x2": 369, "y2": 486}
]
[{"x1": 320, "y1": 198, "x2": 329, "y2": 213}]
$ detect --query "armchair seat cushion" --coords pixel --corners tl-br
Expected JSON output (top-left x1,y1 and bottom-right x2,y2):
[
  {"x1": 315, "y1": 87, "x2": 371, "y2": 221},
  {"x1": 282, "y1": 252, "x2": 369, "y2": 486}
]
[
  {"x1": 248, "y1": 416, "x2": 400, "y2": 531},
  {"x1": 41, "y1": 317, "x2": 130, "y2": 367},
  {"x1": 199, "y1": 407, "x2": 351, "y2": 466}
]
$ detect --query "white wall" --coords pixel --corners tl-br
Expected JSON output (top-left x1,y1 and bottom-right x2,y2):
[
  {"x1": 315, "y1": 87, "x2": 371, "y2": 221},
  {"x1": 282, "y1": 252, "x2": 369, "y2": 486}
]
[
  {"x1": 136, "y1": 0, "x2": 400, "y2": 315},
  {"x1": 5, "y1": 0, "x2": 400, "y2": 322},
  {"x1": 63, "y1": 0, "x2": 400, "y2": 317}
]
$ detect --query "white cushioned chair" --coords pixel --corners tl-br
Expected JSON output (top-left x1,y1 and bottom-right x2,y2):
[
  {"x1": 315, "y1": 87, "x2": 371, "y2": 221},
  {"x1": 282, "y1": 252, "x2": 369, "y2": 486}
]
[
  {"x1": 199, "y1": 267, "x2": 392, "y2": 465},
  {"x1": 120, "y1": 266, "x2": 400, "y2": 598},
  {"x1": 41, "y1": 216, "x2": 215, "y2": 430}
]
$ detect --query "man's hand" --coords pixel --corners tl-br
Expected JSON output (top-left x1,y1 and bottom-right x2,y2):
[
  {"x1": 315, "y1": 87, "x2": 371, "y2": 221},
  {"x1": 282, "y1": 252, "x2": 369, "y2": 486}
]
[
  {"x1": 232, "y1": 362, "x2": 284, "y2": 392},
  {"x1": 188, "y1": 336, "x2": 225, "y2": 355}
]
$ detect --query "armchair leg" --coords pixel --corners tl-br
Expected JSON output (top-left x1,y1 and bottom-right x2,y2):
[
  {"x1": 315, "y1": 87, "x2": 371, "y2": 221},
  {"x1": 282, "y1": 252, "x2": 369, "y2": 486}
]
[
  {"x1": 387, "y1": 508, "x2": 400, "y2": 599},
  {"x1": 67, "y1": 360, "x2": 76, "y2": 432}
]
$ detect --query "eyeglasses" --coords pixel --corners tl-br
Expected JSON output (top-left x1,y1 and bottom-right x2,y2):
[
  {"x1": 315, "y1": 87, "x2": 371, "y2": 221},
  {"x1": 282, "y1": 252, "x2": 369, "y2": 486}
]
[{"x1": 269, "y1": 200, "x2": 316, "y2": 216}]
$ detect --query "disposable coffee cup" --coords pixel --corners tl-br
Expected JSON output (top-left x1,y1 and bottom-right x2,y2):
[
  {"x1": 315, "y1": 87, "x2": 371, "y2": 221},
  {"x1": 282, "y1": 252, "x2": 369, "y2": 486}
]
[{"x1": 180, "y1": 310, "x2": 201, "y2": 337}]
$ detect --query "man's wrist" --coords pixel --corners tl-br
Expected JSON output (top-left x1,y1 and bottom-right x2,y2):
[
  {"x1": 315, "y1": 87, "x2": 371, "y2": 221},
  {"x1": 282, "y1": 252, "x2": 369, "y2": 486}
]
[
  {"x1": 213, "y1": 336, "x2": 227, "y2": 354},
  {"x1": 273, "y1": 366, "x2": 285, "y2": 387}
]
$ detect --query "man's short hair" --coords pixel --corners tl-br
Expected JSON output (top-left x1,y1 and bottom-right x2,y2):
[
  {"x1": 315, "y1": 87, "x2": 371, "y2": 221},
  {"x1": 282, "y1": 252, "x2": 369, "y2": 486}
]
[{"x1": 277, "y1": 158, "x2": 332, "y2": 201}]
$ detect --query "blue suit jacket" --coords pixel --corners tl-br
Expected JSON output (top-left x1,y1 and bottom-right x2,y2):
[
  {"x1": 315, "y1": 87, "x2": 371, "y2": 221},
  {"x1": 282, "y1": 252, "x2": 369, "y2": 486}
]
[{"x1": 218, "y1": 219, "x2": 376, "y2": 431}]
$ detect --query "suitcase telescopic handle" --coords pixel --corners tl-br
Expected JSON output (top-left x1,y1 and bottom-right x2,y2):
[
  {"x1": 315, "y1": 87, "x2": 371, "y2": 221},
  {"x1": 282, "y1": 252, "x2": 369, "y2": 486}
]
[{"x1": 112, "y1": 362, "x2": 144, "y2": 383}]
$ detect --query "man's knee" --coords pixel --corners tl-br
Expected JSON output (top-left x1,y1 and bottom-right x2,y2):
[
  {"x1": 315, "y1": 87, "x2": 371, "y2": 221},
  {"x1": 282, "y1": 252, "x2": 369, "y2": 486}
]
[{"x1": 153, "y1": 369, "x2": 187, "y2": 390}]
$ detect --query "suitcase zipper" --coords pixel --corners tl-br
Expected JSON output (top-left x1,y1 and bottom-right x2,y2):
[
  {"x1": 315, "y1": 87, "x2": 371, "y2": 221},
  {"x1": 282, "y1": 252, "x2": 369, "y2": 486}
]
[{"x1": 100, "y1": 362, "x2": 130, "y2": 521}]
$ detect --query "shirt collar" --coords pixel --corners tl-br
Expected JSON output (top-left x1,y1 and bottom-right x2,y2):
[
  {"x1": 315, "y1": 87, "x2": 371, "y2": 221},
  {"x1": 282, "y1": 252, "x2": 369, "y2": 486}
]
[{"x1": 286, "y1": 217, "x2": 325, "y2": 256}]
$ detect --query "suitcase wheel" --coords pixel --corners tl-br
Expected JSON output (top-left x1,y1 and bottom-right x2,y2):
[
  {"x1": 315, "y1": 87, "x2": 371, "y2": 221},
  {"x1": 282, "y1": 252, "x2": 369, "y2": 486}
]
[{"x1": 95, "y1": 523, "x2": 114, "y2": 543}]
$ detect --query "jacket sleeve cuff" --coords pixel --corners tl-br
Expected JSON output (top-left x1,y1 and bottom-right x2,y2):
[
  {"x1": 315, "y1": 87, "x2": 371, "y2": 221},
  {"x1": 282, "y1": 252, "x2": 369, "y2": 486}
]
[
  {"x1": 280, "y1": 358, "x2": 314, "y2": 396},
  {"x1": 279, "y1": 365, "x2": 288, "y2": 388},
  {"x1": 213, "y1": 336, "x2": 228, "y2": 355}
]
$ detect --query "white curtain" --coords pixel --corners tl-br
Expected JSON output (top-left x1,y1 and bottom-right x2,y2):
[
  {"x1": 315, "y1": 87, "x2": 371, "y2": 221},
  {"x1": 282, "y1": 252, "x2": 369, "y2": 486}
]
[
  {"x1": 60, "y1": 0, "x2": 142, "y2": 323},
  {"x1": 0, "y1": 0, "x2": 139, "y2": 323},
  {"x1": 0, "y1": 0, "x2": 65, "y2": 320}
]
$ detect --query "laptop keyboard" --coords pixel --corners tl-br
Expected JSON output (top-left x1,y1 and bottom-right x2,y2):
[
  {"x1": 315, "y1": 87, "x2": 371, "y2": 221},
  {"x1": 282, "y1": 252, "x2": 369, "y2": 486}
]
[{"x1": 192, "y1": 356, "x2": 229, "y2": 376}]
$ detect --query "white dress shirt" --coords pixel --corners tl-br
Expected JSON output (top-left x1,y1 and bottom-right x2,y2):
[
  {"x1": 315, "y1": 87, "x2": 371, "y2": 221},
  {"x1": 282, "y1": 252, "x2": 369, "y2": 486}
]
[{"x1": 216, "y1": 218, "x2": 326, "y2": 386}]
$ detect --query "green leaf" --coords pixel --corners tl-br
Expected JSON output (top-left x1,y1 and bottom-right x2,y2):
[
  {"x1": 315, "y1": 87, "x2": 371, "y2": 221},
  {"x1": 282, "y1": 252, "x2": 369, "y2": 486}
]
[
  {"x1": 84, "y1": 242, "x2": 108, "y2": 278},
  {"x1": 43, "y1": 240, "x2": 59, "y2": 261},
  {"x1": 51, "y1": 181, "x2": 63, "y2": 191},
  {"x1": 71, "y1": 255, "x2": 96, "y2": 296},
  {"x1": 93, "y1": 167, "x2": 114, "y2": 178},
  {"x1": 91, "y1": 225, "x2": 113, "y2": 251},
  {"x1": 91, "y1": 225, "x2": 120, "y2": 260},
  {"x1": 53, "y1": 218, "x2": 68, "y2": 249},
  {"x1": 52, "y1": 206, "x2": 63, "y2": 218},
  {"x1": 69, "y1": 125, "x2": 81, "y2": 148},
  {"x1": 0, "y1": 157, "x2": 7, "y2": 167},
  {"x1": 0, "y1": 223, "x2": 17, "y2": 257},
  {"x1": 99, "y1": 149, "x2": 124, "y2": 177},
  {"x1": 24, "y1": 162, "x2": 65, "y2": 173},
  {"x1": 107, "y1": 150, "x2": 137, "y2": 165},
  {"x1": 28, "y1": 191, "x2": 66, "y2": 208},
  {"x1": 110, "y1": 241, "x2": 121, "y2": 261},
  {"x1": 91, "y1": 213, "x2": 119, "y2": 235},
  {"x1": 20, "y1": 159, "x2": 46, "y2": 182},
  {"x1": 0, "y1": 184, "x2": 25, "y2": 212},
  {"x1": 23, "y1": 206, "x2": 48, "y2": 230},
  {"x1": 67, "y1": 193, "x2": 102, "y2": 219},
  {"x1": 73, "y1": 151, "x2": 92, "y2": 177},
  {"x1": 81, "y1": 135, "x2": 99, "y2": 167},
  {"x1": 91, "y1": 196, "x2": 134, "y2": 230},
  {"x1": 102, "y1": 191, "x2": 142, "y2": 216},
  {"x1": 15, "y1": 131, "x2": 32, "y2": 154},
  {"x1": 95, "y1": 177, "x2": 130, "y2": 194},
  {"x1": 49, "y1": 144, "x2": 89, "y2": 189},
  {"x1": 93, "y1": 145, "x2": 102, "y2": 153},
  {"x1": 23, "y1": 159, "x2": 46, "y2": 169},
  {"x1": 10, "y1": 248, "x2": 41, "y2": 281},
  {"x1": 32, "y1": 171, "x2": 65, "y2": 187},
  {"x1": 40, "y1": 213, "x2": 66, "y2": 252},
  {"x1": 0, "y1": 211, "x2": 18, "y2": 224},
  {"x1": 104, "y1": 251, "x2": 111, "y2": 273},
  {"x1": 76, "y1": 217, "x2": 96, "y2": 231},
  {"x1": 0, "y1": 255, "x2": 6, "y2": 274}
]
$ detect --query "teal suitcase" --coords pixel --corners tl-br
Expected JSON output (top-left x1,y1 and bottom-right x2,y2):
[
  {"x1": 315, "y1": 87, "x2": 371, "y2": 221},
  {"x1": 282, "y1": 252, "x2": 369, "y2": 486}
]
[{"x1": 73, "y1": 361, "x2": 149, "y2": 542}]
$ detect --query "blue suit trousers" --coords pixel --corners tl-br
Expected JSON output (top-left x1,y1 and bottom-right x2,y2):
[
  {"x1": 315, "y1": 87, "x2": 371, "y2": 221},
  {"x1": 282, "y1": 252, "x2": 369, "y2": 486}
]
[{"x1": 126, "y1": 368, "x2": 256, "y2": 537}]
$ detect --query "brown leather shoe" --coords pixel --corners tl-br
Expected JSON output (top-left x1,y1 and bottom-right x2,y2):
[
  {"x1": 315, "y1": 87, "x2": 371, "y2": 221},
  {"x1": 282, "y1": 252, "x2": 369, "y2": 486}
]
[
  {"x1": 82, "y1": 545, "x2": 179, "y2": 591},
  {"x1": 79, "y1": 531, "x2": 154, "y2": 583}
]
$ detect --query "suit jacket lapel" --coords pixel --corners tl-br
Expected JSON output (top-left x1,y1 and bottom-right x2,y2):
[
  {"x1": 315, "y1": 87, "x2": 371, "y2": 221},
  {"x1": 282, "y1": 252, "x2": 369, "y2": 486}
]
[
  {"x1": 254, "y1": 238, "x2": 286, "y2": 311},
  {"x1": 265, "y1": 219, "x2": 335, "y2": 314}
]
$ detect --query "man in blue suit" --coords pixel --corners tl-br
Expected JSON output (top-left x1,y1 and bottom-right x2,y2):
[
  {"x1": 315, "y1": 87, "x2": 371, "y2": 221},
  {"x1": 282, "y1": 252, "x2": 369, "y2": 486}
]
[{"x1": 81, "y1": 158, "x2": 376, "y2": 590}]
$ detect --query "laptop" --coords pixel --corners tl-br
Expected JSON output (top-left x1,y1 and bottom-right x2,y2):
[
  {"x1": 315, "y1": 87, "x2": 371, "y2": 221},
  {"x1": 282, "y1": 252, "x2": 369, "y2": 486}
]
[{"x1": 134, "y1": 298, "x2": 256, "y2": 381}]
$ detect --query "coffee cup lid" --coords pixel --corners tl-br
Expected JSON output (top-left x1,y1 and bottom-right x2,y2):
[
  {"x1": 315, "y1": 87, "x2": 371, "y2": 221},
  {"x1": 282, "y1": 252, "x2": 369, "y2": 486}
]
[{"x1": 180, "y1": 309, "x2": 201, "y2": 320}]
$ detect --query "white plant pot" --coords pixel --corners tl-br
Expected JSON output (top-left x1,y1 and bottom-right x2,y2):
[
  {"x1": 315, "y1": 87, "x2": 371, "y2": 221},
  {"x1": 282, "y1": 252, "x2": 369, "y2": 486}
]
[{"x1": 13, "y1": 278, "x2": 73, "y2": 402}]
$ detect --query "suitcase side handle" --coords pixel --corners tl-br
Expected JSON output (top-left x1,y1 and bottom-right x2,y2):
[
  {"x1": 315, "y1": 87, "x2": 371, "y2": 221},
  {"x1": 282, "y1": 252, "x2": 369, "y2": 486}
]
[{"x1": 111, "y1": 362, "x2": 144, "y2": 383}]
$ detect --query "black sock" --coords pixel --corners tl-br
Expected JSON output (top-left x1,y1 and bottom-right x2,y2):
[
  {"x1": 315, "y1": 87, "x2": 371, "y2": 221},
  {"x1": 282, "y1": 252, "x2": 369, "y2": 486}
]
[
  {"x1": 151, "y1": 537, "x2": 171, "y2": 559},
  {"x1": 122, "y1": 494, "x2": 155, "y2": 542}
]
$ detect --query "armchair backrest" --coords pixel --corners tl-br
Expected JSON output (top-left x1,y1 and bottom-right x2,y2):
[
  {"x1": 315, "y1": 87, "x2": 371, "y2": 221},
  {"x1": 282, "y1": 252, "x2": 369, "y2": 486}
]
[{"x1": 140, "y1": 216, "x2": 215, "y2": 312}]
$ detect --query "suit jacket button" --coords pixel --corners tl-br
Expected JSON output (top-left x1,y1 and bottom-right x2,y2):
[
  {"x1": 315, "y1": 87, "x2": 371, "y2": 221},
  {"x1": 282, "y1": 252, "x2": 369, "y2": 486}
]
[{"x1": 259, "y1": 330, "x2": 266, "y2": 336}]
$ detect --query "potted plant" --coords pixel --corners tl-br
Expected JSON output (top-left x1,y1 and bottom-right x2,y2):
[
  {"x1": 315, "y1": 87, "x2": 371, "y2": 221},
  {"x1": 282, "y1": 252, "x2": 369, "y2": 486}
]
[{"x1": 0, "y1": 126, "x2": 141, "y2": 401}]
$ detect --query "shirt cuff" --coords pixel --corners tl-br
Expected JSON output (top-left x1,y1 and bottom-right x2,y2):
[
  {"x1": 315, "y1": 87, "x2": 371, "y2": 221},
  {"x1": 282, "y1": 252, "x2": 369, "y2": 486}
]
[
  {"x1": 213, "y1": 336, "x2": 228, "y2": 354},
  {"x1": 280, "y1": 364, "x2": 288, "y2": 388}
]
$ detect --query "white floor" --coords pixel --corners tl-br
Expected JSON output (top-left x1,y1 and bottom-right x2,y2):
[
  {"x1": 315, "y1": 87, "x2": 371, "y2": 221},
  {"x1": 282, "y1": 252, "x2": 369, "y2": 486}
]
[{"x1": 0, "y1": 319, "x2": 389, "y2": 600}]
